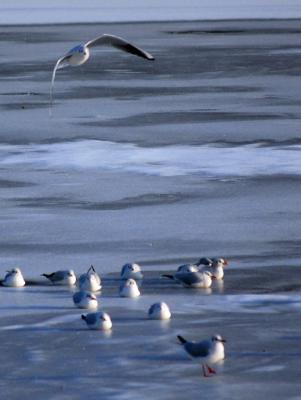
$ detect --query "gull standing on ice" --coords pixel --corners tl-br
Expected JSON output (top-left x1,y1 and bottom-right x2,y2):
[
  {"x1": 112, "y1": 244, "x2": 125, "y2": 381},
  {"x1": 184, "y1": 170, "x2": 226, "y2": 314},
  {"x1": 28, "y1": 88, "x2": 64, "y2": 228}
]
[
  {"x1": 50, "y1": 34, "x2": 155, "y2": 104},
  {"x1": 205, "y1": 258, "x2": 228, "y2": 281},
  {"x1": 178, "y1": 334, "x2": 226, "y2": 377},
  {"x1": 2, "y1": 268, "x2": 26, "y2": 287},
  {"x1": 78, "y1": 265, "x2": 102, "y2": 292},
  {"x1": 81, "y1": 311, "x2": 112, "y2": 330},
  {"x1": 148, "y1": 302, "x2": 171, "y2": 320},
  {"x1": 42, "y1": 269, "x2": 77, "y2": 285},
  {"x1": 162, "y1": 270, "x2": 213, "y2": 289},
  {"x1": 120, "y1": 263, "x2": 143, "y2": 280},
  {"x1": 73, "y1": 291, "x2": 98, "y2": 309},
  {"x1": 119, "y1": 278, "x2": 140, "y2": 298}
]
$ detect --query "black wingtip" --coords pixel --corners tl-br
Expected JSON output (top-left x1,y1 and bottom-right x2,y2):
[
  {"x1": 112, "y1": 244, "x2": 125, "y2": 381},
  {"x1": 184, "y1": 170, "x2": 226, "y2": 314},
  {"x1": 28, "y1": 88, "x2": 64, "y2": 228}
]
[
  {"x1": 177, "y1": 335, "x2": 187, "y2": 344},
  {"x1": 161, "y1": 274, "x2": 174, "y2": 280},
  {"x1": 81, "y1": 314, "x2": 87, "y2": 321},
  {"x1": 197, "y1": 257, "x2": 213, "y2": 266}
]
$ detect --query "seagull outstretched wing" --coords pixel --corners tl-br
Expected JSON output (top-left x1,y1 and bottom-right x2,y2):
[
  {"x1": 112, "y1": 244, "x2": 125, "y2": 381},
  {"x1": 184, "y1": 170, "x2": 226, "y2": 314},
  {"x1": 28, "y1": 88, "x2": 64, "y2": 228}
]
[
  {"x1": 50, "y1": 54, "x2": 72, "y2": 108},
  {"x1": 85, "y1": 34, "x2": 155, "y2": 60}
]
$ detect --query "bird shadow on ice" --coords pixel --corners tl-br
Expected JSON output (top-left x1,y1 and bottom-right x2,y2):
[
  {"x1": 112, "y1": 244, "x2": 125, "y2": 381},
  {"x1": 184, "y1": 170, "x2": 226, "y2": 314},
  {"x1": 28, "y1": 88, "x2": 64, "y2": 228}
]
[{"x1": 0, "y1": 305, "x2": 75, "y2": 311}]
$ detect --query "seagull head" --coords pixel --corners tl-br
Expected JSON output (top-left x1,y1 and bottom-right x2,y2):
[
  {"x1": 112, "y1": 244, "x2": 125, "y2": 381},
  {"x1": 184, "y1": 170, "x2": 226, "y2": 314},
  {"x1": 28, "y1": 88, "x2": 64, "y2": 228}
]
[
  {"x1": 127, "y1": 278, "x2": 136, "y2": 286},
  {"x1": 212, "y1": 334, "x2": 226, "y2": 343},
  {"x1": 101, "y1": 313, "x2": 110, "y2": 322},
  {"x1": 69, "y1": 44, "x2": 86, "y2": 54},
  {"x1": 212, "y1": 258, "x2": 228, "y2": 268},
  {"x1": 9, "y1": 268, "x2": 21, "y2": 274}
]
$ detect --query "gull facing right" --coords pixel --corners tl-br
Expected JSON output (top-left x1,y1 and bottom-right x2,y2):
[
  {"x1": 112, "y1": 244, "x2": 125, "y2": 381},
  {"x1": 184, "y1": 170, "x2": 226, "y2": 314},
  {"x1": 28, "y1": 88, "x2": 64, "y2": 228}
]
[
  {"x1": 177, "y1": 257, "x2": 213, "y2": 273},
  {"x1": 120, "y1": 263, "x2": 143, "y2": 280},
  {"x1": 178, "y1": 334, "x2": 226, "y2": 377},
  {"x1": 148, "y1": 302, "x2": 171, "y2": 320},
  {"x1": 162, "y1": 270, "x2": 213, "y2": 288},
  {"x1": 205, "y1": 258, "x2": 229, "y2": 280},
  {"x1": 73, "y1": 291, "x2": 98, "y2": 309},
  {"x1": 81, "y1": 311, "x2": 112, "y2": 330},
  {"x1": 42, "y1": 269, "x2": 76, "y2": 285}
]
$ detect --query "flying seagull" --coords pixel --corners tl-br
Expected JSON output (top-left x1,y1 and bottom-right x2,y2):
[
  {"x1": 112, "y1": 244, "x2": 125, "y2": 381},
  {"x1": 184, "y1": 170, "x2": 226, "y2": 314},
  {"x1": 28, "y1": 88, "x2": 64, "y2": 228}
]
[{"x1": 50, "y1": 34, "x2": 155, "y2": 105}]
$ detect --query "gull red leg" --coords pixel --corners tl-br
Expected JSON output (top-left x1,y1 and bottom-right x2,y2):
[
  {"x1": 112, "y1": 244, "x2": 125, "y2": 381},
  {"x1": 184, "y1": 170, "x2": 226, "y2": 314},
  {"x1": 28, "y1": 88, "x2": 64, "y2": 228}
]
[{"x1": 206, "y1": 364, "x2": 216, "y2": 375}]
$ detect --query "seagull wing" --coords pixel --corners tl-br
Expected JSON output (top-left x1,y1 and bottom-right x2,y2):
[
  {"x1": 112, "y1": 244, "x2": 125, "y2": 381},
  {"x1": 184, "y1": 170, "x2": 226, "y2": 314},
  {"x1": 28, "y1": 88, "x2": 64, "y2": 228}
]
[
  {"x1": 85, "y1": 34, "x2": 154, "y2": 60},
  {"x1": 175, "y1": 272, "x2": 203, "y2": 285},
  {"x1": 50, "y1": 54, "x2": 71, "y2": 108},
  {"x1": 185, "y1": 340, "x2": 211, "y2": 358}
]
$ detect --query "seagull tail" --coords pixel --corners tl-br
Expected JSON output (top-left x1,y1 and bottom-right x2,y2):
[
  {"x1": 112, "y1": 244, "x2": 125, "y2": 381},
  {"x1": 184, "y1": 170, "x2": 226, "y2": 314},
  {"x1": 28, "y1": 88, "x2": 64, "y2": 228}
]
[
  {"x1": 41, "y1": 273, "x2": 53, "y2": 279},
  {"x1": 197, "y1": 258, "x2": 212, "y2": 266},
  {"x1": 161, "y1": 274, "x2": 175, "y2": 280},
  {"x1": 177, "y1": 335, "x2": 187, "y2": 345}
]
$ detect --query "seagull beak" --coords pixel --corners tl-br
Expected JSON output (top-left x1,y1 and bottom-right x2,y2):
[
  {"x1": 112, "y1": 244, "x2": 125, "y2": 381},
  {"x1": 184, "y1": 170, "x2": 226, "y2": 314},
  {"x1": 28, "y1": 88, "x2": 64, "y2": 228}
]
[
  {"x1": 223, "y1": 259, "x2": 228, "y2": 266},
  {"x1": 220, "y1": 338, "x2": 226, "y2": 343},
  {"x1": 211, "y1": 275, "x2": 217, "y2": 280}
]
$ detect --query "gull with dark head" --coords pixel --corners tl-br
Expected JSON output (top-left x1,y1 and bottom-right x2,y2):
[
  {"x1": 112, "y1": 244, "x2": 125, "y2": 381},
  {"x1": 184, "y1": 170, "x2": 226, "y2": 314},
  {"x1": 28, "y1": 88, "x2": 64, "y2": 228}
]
[
  {"x1": 50, "y1": 34, "x2": 154, "y2": 105},
  {"x1": 178, "y1": 334, "x2": 226, "y2": 377}
]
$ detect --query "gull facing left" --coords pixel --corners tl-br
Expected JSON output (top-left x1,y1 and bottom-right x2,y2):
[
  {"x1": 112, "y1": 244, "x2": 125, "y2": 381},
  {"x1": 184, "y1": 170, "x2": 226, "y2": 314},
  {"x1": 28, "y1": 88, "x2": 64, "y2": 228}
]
[{"x1": 50, "y1": 34, "x2": 154, "y2": 104}]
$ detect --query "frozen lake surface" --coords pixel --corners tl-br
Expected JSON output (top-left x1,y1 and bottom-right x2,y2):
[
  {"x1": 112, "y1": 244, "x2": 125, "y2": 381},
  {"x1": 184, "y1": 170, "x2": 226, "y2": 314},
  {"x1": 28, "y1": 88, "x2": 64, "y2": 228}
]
[{"x1": 0, "y1": 19, "x2": 301, "y2": 399}]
